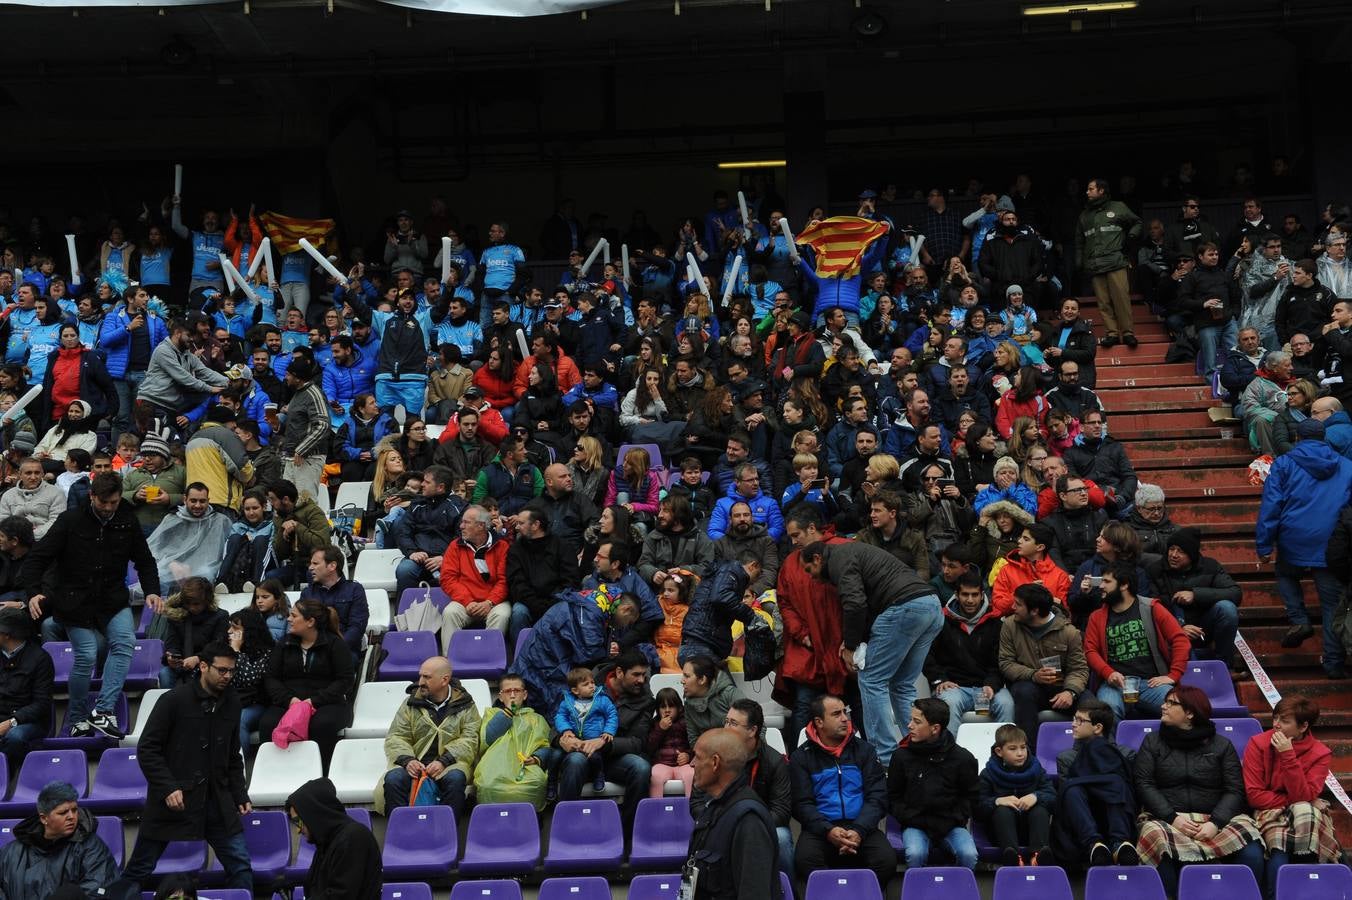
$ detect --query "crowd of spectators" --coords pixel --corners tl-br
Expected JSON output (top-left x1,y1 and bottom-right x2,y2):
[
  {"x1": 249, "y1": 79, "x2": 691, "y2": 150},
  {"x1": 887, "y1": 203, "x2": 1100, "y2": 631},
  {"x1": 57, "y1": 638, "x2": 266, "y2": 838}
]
[{"x1": 0, "y1": 176, "x2": 1346, "y2": 898}]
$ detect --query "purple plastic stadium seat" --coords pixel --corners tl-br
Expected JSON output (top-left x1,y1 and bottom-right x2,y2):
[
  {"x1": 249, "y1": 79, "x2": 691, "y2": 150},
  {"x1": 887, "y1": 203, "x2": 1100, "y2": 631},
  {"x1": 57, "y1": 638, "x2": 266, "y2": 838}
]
[
  {"x1": 382, "y1": 885, "x2": 434, "y2": 900},
  {"x1": 992, "y1": 866, "x2": 1073, "y2": 900},
  {"x1": 205, "y1": 811, "x2": 289, "y2": 884},
  {"x1": 970, "y1": 819, "x2": 1003, "y2": 862},
  {"x1": 286, "y1": 808, "x2": 369, "y2": 883},
  {"x1": 626, "y1": 874, "x2": 681, "y2": 900},
  {"x1": 543, "y1": 799, "x2": 623, "y2": 872},
  {"x1": 448, "y1": 629, "x2": 507, "y2": 680},
  {"x1": 0, "y1": 819, "x2": 18, "y2": 850},
  {"x1": 378, "y1": 631, "x2": 439, "y2": 681},
  {"x1": 198, "y1": 892, "x2": 253, "y2": 900},
  {"x1": 448, "y1": 882, "x2": 523, "y2": 900},
  {"x1": 1180, "y1": 661, "x2": 1247, "y2": 717},
  {"x1": 123, "y1": 639, "x2": 165, "y2": 689},
  {"x1": 381, "y1": 805, "x2": 458, "y2": 879},
  {"x1": 1114, "y1": 720, "x2": 1158, "y2": 752},
  {"x1": 804, "y1": 869, "x2": 884, "y2": 900},
  {"x1": 1214, "y1": 719, "x2": 1263, "y2": 760},
  {"x1": 396, "y1": 587, "x2": 451, "y2": 619},
  {"x1": 781, "y1": 871, "x2": 795, "y2": 900},
  {"x1": 538, "y1": 877, "x2": 613, "y2": 900},
  {"x1": 0, "y1": 749, "x2": 86, "y2": 814},
  {"x1": 514, "y1": 628, "x2": 533, "y2": 661},
  {"x1": 459, "y1": 802, "x2": 541, "y2": 875},
  {"x1": 45, "y1": 693, "x2": 130, "y2": 751},
  {"x1": 1177, "y1": 865, "x2": 1262, "y2": 900},
  {"x1": 44, "y1": 642, "x2": 75, "y2": 687},
  {"x1": 1085, "y1": 865, "x2": 1166, "y2": 900},
  {"x1": 151, "y1": 840, "x2": 208, "y2": 876},
  {"x1": 85, "y1": 747, "x2": 148, "y2": 812},
  {"x1": 616, "y1": 443, "x2": 664, "y2": 471},
  {"x1": 95, "y1": 816, "x2": 124, "y2": 867},
  {"x1": 628, "y1": 798, "x2": 694, "y2": 870},
  {"x1": 137, "y1": 602, "x2": 155, "y2": 638},
  {"x1": 902, "y1": 867, "x2": 980, "y2": 900},
  {"x1": 1036, "y1": 721, "x2": 1076, "y2": 780},
  {"x1": 1275, "y1": 864, "x2": 1352, "y2": 900},
  {"x1": 885, "y1": 816, "x2": 904, "y2": 853}
]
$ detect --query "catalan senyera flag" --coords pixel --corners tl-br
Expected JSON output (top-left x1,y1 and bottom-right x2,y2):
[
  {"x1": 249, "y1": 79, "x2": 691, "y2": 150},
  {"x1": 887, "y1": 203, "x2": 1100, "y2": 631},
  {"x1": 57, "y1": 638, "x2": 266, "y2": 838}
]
[
  {"x1": 795, "y1": 216, "x2": 890, "y2": 279},
  {"x1": 259, "y1": 211, "x2": 338, "y2": 256}
]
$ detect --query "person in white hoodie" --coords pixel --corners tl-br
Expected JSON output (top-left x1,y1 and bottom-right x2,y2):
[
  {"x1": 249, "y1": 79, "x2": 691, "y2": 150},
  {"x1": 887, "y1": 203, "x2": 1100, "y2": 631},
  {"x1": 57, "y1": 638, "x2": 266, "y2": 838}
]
[{"x1": 0, "y1": 458, "x2": 66, "y2": 538}]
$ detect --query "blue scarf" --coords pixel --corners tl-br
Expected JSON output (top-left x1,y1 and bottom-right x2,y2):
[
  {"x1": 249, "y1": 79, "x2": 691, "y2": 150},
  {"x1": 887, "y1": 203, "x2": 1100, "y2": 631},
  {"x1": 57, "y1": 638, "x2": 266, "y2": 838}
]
[{"x1": 981, "y1": 755, "x2": 1047, "y2": 794}]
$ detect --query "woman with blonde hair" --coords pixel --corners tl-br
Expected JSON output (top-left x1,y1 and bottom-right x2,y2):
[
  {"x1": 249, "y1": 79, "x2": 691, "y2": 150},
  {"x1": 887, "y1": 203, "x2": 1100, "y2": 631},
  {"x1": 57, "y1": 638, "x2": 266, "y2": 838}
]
[
  {"x1": 1006, "y1": 415, "x2": 1046, "y2": 463},
  {"x1": 568, "y1": 435, "x2": 608, "y2": 507}
]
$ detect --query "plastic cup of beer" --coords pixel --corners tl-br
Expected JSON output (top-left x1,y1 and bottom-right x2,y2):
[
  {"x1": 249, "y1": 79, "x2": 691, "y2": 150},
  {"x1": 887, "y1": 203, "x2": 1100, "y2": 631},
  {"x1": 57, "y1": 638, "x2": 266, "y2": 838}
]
[
  {"x1": 144, "y1": 484, "x2": 161, "y2": 502},
  {"x1": 1123, "y1": 675, "x2": 1141, "y2": 705},
  {"x1": 974, "y1": 693, "x2": 991, "y2": 716},
  {"x1": 1039, "y1": 655, "x2": 1062, "y2": 674}
]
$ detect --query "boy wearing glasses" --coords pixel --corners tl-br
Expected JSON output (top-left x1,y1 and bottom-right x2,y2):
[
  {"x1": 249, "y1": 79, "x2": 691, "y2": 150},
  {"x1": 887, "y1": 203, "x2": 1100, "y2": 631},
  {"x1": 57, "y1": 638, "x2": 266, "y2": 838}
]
[{"x1": 1052, "y1": 696, "x2": 1140, "y2": 868}]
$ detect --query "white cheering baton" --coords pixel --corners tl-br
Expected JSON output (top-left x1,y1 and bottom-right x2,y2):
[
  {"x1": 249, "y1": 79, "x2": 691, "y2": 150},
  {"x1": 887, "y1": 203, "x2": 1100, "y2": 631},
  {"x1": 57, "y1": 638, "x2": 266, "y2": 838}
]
[
  {"x1": 298, "y1": 238, "x2": 347, "y2": 284},
  {"x1": 173, "y1": 164, "x2": 183, "y2": 198},
  {"x1": 779, "y1": 218, "x2": 799, "y2": 263},
  {"x1": 620, "y1": 244, "x2": 630, "y2": 285},
  {"x1": 1, "y1": 384, "x2": 41, "y2": 425},
  {"x1": 65, "y1": 234, "x2": 81, "y2": 285},
  {"x1": 220, "y1": 257, "x2": 259, "y2": 304},
  {"x1": 722, "y1": 255, "x2": 742, "y2": 308},
  {"x1": 246, "y1": 237, "x2": 268, "y2": 279},
  {"x1": 688, "y1": 256, "x2": 709, "y2": 296},
  {"x1": 578, "y1": 239, "x2": 606, "y2": 277},
  {"x1": 261, "y1": 238, "x2": 276, "y2": 284},
  {"x1": 218, "y1": 253, "x2": 237, "y2": 294},
  {"x1": 602, "y1": 240, "x2": 611, "y2": 267},
  {"x1": 441, "y1": 236, "x2": 451, "y2": 284},
  {"x1": 515, "y1": 329, "x2": 531, "y2": 362}
]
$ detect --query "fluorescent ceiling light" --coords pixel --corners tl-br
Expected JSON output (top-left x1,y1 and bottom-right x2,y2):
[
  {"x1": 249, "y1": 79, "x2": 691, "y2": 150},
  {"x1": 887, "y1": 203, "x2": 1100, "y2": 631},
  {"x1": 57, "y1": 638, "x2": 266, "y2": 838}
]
[
  {"x1": 1023, "y1": 1, "x2": 1137, "y2": 15},
  {"x1": 716, "y1": 160, "x2": 787, "y2": 169}
]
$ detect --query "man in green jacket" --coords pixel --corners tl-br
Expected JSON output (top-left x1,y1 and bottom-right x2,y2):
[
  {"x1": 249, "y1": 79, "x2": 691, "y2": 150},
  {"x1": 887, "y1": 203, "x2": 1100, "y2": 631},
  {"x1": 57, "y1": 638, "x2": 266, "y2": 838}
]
[
  {"x1": 266, "y1": 478, "x2": 332, "y2": 585},
  {"x1": 377, "y1": 655, "x2": 481, "y2": 815},
  {"x1": 1076, "y1": 179, "x2": 1143, "y2": 348}
]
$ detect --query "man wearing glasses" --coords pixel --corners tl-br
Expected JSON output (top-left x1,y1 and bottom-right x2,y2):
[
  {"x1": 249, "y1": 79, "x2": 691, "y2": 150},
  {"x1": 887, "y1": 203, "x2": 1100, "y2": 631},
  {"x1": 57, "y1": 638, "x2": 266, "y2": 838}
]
[
  {"x1": 1163, "y1": 196, "x2": 1219, "y2": 262},
  {"x1": 1051, "y1": 696, "x2": 1139, "y2": 868},
  {"x1": 123, "y1": 641, "x2": 253, "y2": 889},
  {"x1": 707, "y1": 463, "x2": 785, "y2": 543}
]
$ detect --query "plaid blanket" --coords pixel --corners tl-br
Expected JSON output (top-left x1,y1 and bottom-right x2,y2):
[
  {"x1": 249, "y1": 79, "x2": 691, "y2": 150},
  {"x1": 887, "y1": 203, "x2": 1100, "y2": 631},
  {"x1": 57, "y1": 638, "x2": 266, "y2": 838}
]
[
  {"x1": 1254, "y1": 802, "x2": 1341, "y2": 862},
  {"x1": 1136, "y1": 812, "x2": 1262, "y2": 865}
]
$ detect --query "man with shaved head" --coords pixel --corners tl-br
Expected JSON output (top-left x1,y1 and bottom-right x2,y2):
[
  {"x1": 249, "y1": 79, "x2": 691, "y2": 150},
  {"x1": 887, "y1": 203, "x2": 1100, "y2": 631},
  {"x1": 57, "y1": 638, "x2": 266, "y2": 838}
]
[
  {"x1": 536, "y1": 462, "x2": 597, "y2": 582},
  {"x1": 378, "y1": 656, "x2": 481, "y2": 815},
  {"x1": 685, "y1": 728, "x2": 779, "y2": 900}
]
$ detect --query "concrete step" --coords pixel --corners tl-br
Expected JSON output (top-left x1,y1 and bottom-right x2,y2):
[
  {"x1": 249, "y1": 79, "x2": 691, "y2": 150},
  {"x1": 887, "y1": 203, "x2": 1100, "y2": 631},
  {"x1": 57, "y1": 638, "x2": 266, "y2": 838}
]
[
  {"x1": 1192, "y1": 538, "x2": 1270, "y2": 573},
  {"x1": 1162, "y1": 497, "x2": 1260, "y2": 528},
  {"x1": 1098, "y1": 360, "x2": 1197, "y2": 377},
  {"x1": 1097, "y1": 386, "x2": 1221, "y2": 413},
  {"x1": 1123, "y1": 439, "x2": 1256, "y2": 469},
  {"x1": 1145, "y1": 467, "x2": 1261, "y2": 498},
  {"x1": 1107, "y1": 411, "x2": 1238, "y2": 440},
  {"x1": 1099, "y1": 372, "x2": 1207, "y2": 388}
]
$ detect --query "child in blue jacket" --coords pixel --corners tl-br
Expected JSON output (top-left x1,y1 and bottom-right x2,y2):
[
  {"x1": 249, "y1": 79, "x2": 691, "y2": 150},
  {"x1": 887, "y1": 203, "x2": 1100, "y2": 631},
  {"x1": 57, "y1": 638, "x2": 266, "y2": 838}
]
[{"x1": 554, "y1": 666, "x2": 620, "y2": 793}]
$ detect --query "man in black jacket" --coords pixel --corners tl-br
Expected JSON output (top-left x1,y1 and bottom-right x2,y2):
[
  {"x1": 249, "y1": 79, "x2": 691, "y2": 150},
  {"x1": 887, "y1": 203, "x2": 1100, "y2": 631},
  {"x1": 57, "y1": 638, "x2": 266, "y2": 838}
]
[
  {"x1": 538, "y1": 464, "x2": 598, "y2": 582},
  {"x1": 800, "y1": 541, "x2": 942, "y2": 764},
  {"x1": 123, "y1": 641, "x2": 252, "y2": 889},
  {"x1": 1062, "y1": 411, "x2": 1137, "y2": 505},
  {"x1": 506, "y1": 505, "x2": 566, "y2": 643},
  {"x1": 924, "y1": 572, "x2": 1013, "y2": 733},
  {"x1": 1145, "y1": 527, "x2": 1242, "y2": 669},
  {"x1": 678, "y1": 556, "x2": 759, "y2": 665},
  {"x1": 287, "y1": 777, "x2": 382, "y2": 900},
  {"x1": 0, "y1": 606, "x2": 52, "y2": 767},
  {"x1": 888, "y1": 697, "x2": 980, "y2": 870},
  {"x1": 725, "y1": 698, "x2": 794, "y2": 874},
  {"x1": 22, "y1": 472, "x2": 160, "y2": 741},
  {"x1": 686, "y1": 728, "x2": 780, "y2": 900},
  {"x1": 393, "y1": 465, "x2": 467, "y2": 597}
]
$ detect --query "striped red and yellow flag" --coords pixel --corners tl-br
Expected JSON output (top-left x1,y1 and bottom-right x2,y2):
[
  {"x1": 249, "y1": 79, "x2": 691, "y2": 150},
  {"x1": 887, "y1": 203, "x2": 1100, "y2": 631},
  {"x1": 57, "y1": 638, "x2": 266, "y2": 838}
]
[
  {"x1": 259, "y1": 211, "x2": 337, "y2": 255},
  {"x1": 795, "y1": 216, "x2": 890, "y2": 278}
]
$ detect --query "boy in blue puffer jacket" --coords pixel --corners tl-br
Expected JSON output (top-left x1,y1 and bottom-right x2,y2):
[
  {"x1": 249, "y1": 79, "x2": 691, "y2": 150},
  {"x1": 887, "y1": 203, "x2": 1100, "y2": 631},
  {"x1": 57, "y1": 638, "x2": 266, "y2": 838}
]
[{"x1": 554, "y1": 666, "x2": 619, "y2": 793}]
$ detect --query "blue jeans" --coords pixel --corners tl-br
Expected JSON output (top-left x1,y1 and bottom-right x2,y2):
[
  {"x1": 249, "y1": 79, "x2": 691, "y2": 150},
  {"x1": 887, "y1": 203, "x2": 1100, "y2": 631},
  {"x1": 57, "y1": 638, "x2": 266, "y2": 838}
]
[
  {"x1": 374, "y1": 376, "x2": 426, "y2": 417},
  {"x1": 557, "y1": 751, "x2": 650, "y2": 830},
  {"x1": 776, "y1": 826, "x2": 794, "y2": 874},
  {"x1": 66, "y1": 607, "x2": 135, "y2": 723},
  {"x1": 395, "y1": 557, "x2": 439, "y2": 597},
  {"x1": 857, "y1": 595, "x2": 943, "y2": 764},
  {"x1": 1197, "y1": 319, "x2": 1239, "y2": 376},
  {"x1": 508, "y1": 602, "x2": 534, "y2": 649},
  {"x1": 239, "y1": 705, "x2": 265, "y2": 752},
  {"x1": 1275, "y1": 561, "x2": 1345, "y2": 673},
  {"x1": 0, "y1": 722, "x2": 43, "y2": 767},
  {"x1": 1095, "y1": 681, "x2": 1172, "y2": 719},
  {"x1": 113, "y1": 369, "x2": 146, "y2": 441},
  {"x1": 382, "y1": 766, "x2": 468, "y2": 815},
  {"x1": 935, "y1": 686, "x2": 1015, "y2": 733},
  {"x1": 900, "y1": 826, "x2": 979, "y2": 870},
  {"x1": 123, "y1": 800, "x2": 252, "y2": 889},
  {"x1": 1179, "y1": 600, "x2": 1240, "y2": 668}
]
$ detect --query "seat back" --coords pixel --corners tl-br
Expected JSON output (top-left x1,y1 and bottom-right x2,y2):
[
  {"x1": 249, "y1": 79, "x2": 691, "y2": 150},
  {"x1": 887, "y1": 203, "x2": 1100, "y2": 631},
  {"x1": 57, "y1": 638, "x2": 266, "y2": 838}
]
[
  {"x1": 463, "y1": 802, "x2": 540, "y2": 862},
  {"x1": 545, "y1": 799, "x2": 622, "y2": 865},
  {"x1": 247, "y1": 741, "x2": 322, "y2": 807},
  {"x1": 347, "y1": 682, "x2": 411, "y2": 739},
  {"x1": 378, "y1": 631, "x2": 439, "y2": 678},
  {"x1": 352, "y1": 548, "x2": 404, "y2": 592},
  {"x1": 1214, "y1": 718, "x2": 1262, "y2": 760},
  {"x1": 902, "y1": 867, "x2": 980, "y2": 900},
  {"x1": 329, "y1": 739, "x2": 391, "y2": 804},
  {"x1": 462, "y1": 679, "x2": 492, "y2": 715},
  {"x1": 1181, "y1": 661, "x2": 1242, "y2": 708},
  {"x1": 126, "y1": 639, "x2": 165, "y2": 686},
  {"x1": 993, "y1": 866, "x2": 1073, "y2": 900},
  {"x1": 538, "y1": 877, "x2": 613, "y2": 900},
  {"x1": 1275, "y1": 864, "x2": 1352, "y2": 900},
  {"x1": 334, "y1": 481, "x2": 372, "y2": 512},
  {"x1": 240, "y1": 810, "x2": 291, "y2": 869},
  {"x1": 626, "y1": 875, "x2": 681, "y2": 900},
  {"x1": 1113, "y1": 720, "x2": 1157, "y2": 751},
  {"x1": 95, "y1": 816, "x2": 125, "y2": 866},
  {"x1": 13, "y1": 749, "x2": 87, "y2": 801},
  {"x1": 123, "y1": 689, "x2": 168, "y2": 747},
  {"x1": 804, "y1": 869, "x2": 884, "y2": 900},
  {"x1": 514, "y1": 628, "x2": 533, "y2": 661},
  {"x1": 616, "y1": 443, "x2": 664, "y2": 471},
  {"x1": 381, "y1": 885, "x2": 434, "y2": 900},
  {"x1": 448, "y1": 629, "x2": 507, "y2": 678},
  {"x1": 630, "y1": 798, "x2": 694, "y2": 862},
  {"x1": 92, "y1": 747, "x2": 148, "y2": 796},
  {"x1": 648, "y1": 674, "x2": 683, "y2": 698},
  {"x1": 43, "y1": 642, "x2": 75, "y2": 686},
  {"x1": 396, "y1": 587, "x2": 450, "y2": 617},
  {"x1": 1085, "y1": 866, "x2": 1166, "y2": 900},
  {"x1": 384, "y1": 804, "x2": 459, "y2": 858},
  {"x1": 1177, "y1": 865, "x2": 1262, "y2": 900},
  {"x1": 448, "y1": 883, "x2": 523, "y2": 900},
  {"x1": 1036, "y1": 721, "x2": 1076, "y2": 777},
  {"x1": 955, "y1": 721, "x2": 1010, "y2": 762}
]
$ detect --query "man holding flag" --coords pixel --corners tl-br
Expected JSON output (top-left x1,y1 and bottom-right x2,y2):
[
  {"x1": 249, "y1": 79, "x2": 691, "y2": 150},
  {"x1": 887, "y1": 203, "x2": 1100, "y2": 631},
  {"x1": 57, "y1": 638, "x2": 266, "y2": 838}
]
[{"x1": 794, "y1": 216, "x2": 892, "y2": 327}]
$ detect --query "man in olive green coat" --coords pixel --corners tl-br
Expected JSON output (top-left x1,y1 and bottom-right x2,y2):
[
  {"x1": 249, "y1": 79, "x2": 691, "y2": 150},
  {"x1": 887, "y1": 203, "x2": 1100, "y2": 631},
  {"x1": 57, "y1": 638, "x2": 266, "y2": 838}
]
[{"x1": 1076, "y1": 178, "x2": 1143, "y2": 348}]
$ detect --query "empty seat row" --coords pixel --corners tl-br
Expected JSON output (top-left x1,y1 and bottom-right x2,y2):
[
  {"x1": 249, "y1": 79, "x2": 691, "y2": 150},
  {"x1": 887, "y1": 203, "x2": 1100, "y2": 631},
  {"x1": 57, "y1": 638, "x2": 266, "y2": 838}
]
[
  {"x1": 43, "y1": 639, "x2": 163, "y2": 690},
  {"x1": 0, "y1": 747, "x2": 146, "y2": 815},
  {"x1": 379, "y1": 628, "x2": 506, "y2": 680}
]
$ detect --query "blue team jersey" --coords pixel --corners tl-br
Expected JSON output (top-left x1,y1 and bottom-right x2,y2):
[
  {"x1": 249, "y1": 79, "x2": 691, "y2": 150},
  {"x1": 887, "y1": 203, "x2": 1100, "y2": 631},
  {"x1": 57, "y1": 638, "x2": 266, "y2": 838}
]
[
  {"x1": 25, "y1": 322, "x2": 63, "y2": 383},
  {"x1": 480, "y1": 243, "x2": 525, "y2": 292},
  {"x1": 4, "y1": 308, "x2": 39, "y2": 365},
  {"x1": 190, "y1": 231, "x2": 225, "y2": 283},
  {"x1": 139, "y1": 247, "x2": 172, "y2": 286},
  {"x1": 281, "y1": 251, "x2": 310, "y2": 285},
  {"x1": 444, "y1": 245, "x2": 476, "y2": 280},
  {"x1": 104, "y1": 245, "x2": 128, "y2": 276}
]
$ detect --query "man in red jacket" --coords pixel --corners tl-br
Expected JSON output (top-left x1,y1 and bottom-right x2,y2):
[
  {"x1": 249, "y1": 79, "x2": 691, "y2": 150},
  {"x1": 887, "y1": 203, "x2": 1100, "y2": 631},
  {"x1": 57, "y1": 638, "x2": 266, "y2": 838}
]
[
  {"x1": 439, "y1": 504, "x2": 510, "y2": 653},
  {"x1": 1083, "y1": 562, "x2": 1190, "y2": 720}
]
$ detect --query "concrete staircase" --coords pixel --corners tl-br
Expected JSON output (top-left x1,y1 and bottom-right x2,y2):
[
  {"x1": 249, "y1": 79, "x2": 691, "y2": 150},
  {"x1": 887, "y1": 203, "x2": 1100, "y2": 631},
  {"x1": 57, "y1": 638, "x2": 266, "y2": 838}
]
[{"x1": 1076, "y1": 297, "x2": 1352, "y2": 844}]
